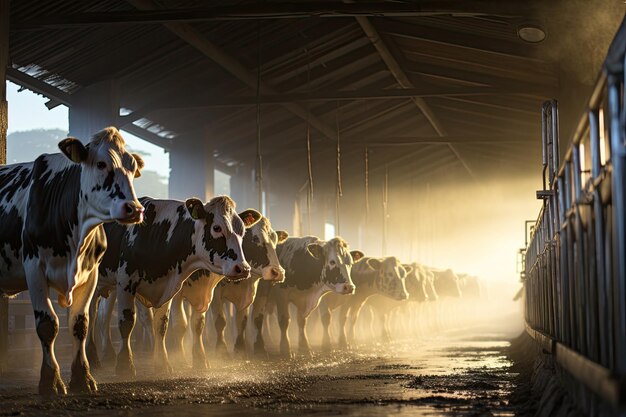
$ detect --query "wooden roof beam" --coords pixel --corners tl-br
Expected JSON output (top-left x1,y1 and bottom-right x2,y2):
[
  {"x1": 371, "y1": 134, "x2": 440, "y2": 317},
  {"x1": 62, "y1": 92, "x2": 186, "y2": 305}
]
[
  {"x1": 14, "y1": 2, "x2": 534, "y2": 29},
  {"x1": 127, "y1": 0, "x2": 338, "y2": 142},
  {"x1": 352, "y1": 13, "x2": 478, "y2": 181},
  {"x1": 6, "y1": 67, "x2": 73, "y2": 107},
  {"x1": 119, "y1": 85, "x2": 531, "y2": 124}
]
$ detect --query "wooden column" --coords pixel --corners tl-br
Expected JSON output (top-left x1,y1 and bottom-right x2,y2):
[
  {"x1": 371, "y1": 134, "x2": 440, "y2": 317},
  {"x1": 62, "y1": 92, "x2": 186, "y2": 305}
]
[
  {"x1": 168, "y1": 131, "x2": 214, "y2": 201},
  {"x1": 0, "y1": 0, "x2": 10, "y2": 373},
  {"x1": 68, "y1": 79, "x2": 119, "y2": 140},
  {"x1": 230, "y1": 166, "x2": 254, "y2": 211}
]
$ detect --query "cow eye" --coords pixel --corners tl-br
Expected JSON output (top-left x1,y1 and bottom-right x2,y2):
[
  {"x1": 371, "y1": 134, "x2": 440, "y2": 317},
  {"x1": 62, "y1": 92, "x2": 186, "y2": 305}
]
[
  {"x1": 253, "y1": 235, "x2": 260, "y2": 243},
  {"x1": 97, "y1": 161, "x2": 107, "y2": 170},
  {"x1": 329, "y1": 260, "x2": 336, "y2": 266},
  {"x1": 212, "y1": 225, "x2": 222, "y2": 234}
]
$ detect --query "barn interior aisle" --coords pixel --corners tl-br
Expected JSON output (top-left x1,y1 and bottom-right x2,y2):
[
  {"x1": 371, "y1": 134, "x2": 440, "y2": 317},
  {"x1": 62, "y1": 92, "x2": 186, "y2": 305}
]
[
  {"x1": 1, "y1": 1, "x2": 626, "y2": 416},
  {"x1": 0, "y1": 304, "x2": 526, "y2": 416}
]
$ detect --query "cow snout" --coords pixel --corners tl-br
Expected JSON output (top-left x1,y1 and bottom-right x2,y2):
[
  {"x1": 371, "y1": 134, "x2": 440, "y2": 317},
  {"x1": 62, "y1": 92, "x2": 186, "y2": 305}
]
[
  {"x1": 340, "y1": 283, "x2": 355, "y2": 295},
  {"x1": 262, "y1": 265, "x2": 285, "y2": 282},
  {"x1": 226, "y1": 262, "x2": 251, "y2": 281},
  {"x1": 114, "y1": 201, "x2": 145, "y2": 224},
  {"x1": 396, "y1": 291, "x2": 409, "y2": 301}
]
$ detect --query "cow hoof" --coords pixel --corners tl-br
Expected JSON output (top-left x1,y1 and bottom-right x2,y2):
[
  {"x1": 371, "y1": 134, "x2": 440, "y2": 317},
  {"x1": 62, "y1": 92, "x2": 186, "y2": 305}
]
[
  {"x1": 39, "y1": 371, "x2": 67, "y2": 396},
  {"x1": 298, "y1": 347, "x2": 313, "y2": 358},
  {"x1": 115, "y1": 362, "x2": 137, "y2": 379},
  {"x1": 69, "y1": 371, "x2": 98, "y2": 393},
  {"x1": 279, "y1": 349, "x2": 292, "y2": 359},
  {"x1": 233, "y1": 338, "x2": 246, "y2": 354},
  {"x1": 155, "y1": 361, "x2": 173, "y2": 376},
  {"x1": 192, "y1": 356, "x2": 208, "y2": 370}
]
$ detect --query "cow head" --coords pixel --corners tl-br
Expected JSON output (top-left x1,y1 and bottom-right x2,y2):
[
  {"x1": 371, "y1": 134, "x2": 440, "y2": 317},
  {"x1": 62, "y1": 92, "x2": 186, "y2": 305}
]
[
  {"x1": 403, "y1": 263, "x2": 429, "y2": 302},
  {"x1": 365, "y1": 256, "x2": 409, "y2": 301},
  {"x1": 307, "y1": 237, "x2": 359, "y2": 295},
  {"x1": 185, "y1": 196, "x2": 261, "y2": 281},
  {"x1": 241, "y1": 216, "x2": 286, "y2": 283},
  {"x1": 58, "y1": 127, "x2": 144, "y2": 224},
  {"x1": 419, "y1": 266, "x2": 439, "y2": 301},
  {"x1": 433, "y1": 268, "x2": 463, "y2": 298}
]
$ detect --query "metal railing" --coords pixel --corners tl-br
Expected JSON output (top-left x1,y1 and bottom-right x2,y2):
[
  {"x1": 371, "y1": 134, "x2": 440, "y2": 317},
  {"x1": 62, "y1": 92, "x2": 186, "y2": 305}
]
[{"x1": 524, "y1": 18, "x2": 626, "y2": 410}]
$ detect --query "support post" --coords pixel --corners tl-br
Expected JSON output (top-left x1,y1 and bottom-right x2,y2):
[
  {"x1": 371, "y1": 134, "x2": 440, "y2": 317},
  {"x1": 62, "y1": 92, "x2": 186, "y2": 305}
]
[
  {"x1": 0, "y1": 0, "x2": 10, "y2": 373},
  {"x1": 168, "y1": 131, "x2": 214, "y2": 201},
  {"x1": 68, "y1": 80, "x2": 119, "y2": 140}
]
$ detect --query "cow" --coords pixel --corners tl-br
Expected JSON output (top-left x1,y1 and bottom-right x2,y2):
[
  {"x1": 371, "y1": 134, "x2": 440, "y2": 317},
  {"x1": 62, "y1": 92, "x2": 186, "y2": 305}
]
[
  {"x1": 166, "y1": 219, "x2": 287, "y2": 366},
  {"x1": 458, "y1": 273, "x2": 482, "y2": 299},
  {"x1": 431, "y1": 268, "x2": 463, "y2": 298},
  {"x1": 251, "y1": 236, "x2": 361, "y2": 358},
  {"x1": 0, "y1": 127, "x2": 144, "y2": 395},
  {"x1": 363, "y1": 262, "x2": 436, "y2": 342},
  {"x1": 319, "y1": 256, "x2": 409, "y2": 349},
  {"x1": 88, "y1": 195, "x2": 261, "y2": 377}
]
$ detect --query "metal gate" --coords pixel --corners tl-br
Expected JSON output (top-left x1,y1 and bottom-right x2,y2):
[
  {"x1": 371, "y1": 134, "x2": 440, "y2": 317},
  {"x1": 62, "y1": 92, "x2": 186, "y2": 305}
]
[{"x1": 523, "y1": 18, "x2": 626, "y2": 411}]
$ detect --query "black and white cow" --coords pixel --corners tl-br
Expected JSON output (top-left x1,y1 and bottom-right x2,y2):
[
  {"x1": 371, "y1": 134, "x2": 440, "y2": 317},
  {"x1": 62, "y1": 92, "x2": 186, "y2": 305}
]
[
  {"x1": 252, "y1": 236, "x2": 361, "y2": 358},
  {"x1": 363, "y1": 262, "x2": 435, "y2": 342},
  {"x1": 319, "y1": 256, "x2": 409, "y2": 348},
  {"x1": 166, "y1": 219, "x2": 287, "y2": 366},
  {"x1": 89, "y1": 196, "x2": 261, "y2": 376},
  {"x1": 0, "y1": 127, "x2": 144, "y2": 395},
  {"x1": 431, "y1": 268, "x2": 463, "y2": 298}
]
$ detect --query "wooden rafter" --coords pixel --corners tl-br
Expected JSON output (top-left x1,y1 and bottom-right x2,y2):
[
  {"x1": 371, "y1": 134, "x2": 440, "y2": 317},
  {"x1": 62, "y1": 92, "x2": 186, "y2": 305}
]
[{"x1": 353, "y1": 14, "x2": 478, "y2": 181}]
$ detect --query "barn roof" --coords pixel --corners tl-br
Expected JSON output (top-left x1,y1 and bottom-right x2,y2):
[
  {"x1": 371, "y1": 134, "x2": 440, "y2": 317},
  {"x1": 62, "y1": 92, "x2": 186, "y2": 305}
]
[{"x1": 6, "y1": 1, "x2": 624, "y2": 192}]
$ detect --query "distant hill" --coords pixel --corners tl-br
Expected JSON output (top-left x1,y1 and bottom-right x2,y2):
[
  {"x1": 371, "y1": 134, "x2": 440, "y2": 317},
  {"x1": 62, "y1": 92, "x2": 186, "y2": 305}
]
[{"x1": 6, "y1": 129, "x2": 168, "y2": 198}]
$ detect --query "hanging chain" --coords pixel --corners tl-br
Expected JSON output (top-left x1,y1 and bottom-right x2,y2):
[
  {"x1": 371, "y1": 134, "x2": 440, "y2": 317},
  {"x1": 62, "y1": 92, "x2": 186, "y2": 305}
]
[
  {"x1": 335, "y1": 101, "x2": 342, "y2": 235},
  {"x1": 305, "y1": 46, "x2": 314, "y2": 234},
  {"x1": 382, "y1": 165, "x2": 389, "y2": 255},
  {"x1": 255, "y1": 21, "x2": 263, "y2": 212},
  {"x1": 365, "y1": 147, "x2": 369, "y2": 216},
  {"x1": 335, "y1": 101, "x2": 343, "y2": 197}
]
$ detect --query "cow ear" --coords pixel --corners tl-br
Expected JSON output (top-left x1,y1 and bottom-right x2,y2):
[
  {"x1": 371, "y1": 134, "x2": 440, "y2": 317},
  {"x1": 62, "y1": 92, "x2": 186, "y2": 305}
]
[
  {"x1": 366, "y1": 258, "x2": 382, "y2": 270},
  {"x1": 132, "y1": 153, "x2": 145, "y2": 178},
  {"x1": 58, "y1": 137, "x2": 88, "y2": 164},
  {"x1": 239, "y1": 209, "x2": 262, "y2": 228},
  {"x1": 306, "y1": 243, "x2": 324, "y2": 260},
  {"x1": 350, "y1": 250, "x2": 364, "y2": 262},
  {"x1": 276, "y1": 230, "x2": 289, "y2": 243},
  {"x1": 185, "y1": 198, "x2": 206, "y2": 220},
  {"x1": 403, "y1": 265, "x2": 414, "y2": 276}
]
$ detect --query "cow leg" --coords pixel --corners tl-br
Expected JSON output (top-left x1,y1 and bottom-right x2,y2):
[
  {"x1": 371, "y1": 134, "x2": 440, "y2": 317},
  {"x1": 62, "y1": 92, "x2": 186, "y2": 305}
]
[
  {"x1": 374, "y1": 310, "x2": 391, "y2": 343},
  {"x1": 275, "y1": 296, "x2": 291, "y2": 358},
  {"x1": 296, "y1": 308, "x2": 312, "y2": 357},
  {"x1": 86, "y1": 295, "x2": 101, "y2": 369},
  {"x1": 168, "y1": 292, "x2": 188, "y2": 364},
  {"x1": 135, "y1": 301, "x2": 155, "y2": 354},
  {"x1": 251, "y1": 292, "x2": 268, "y2": 358},
  {"x1": 68, "y1": 275, "x2": 98, "y2": 393},
  {"x1": 319, "y1": 302, "x2": 332, "y2": 351},
  {"x1": 190, "y1": 309, "x2": 208, "y2": 369},
  {"x1": 152, "y1": 300, "x2": 173, "y2": 375},
  {"x1": 26, "y1": 266, "x2": 67, "y2": 395},
  {"x1": 345, "y1": 302, "x2": 365, "y2": 347},
  {"x1": 115, "y1": 289, "x2": 136, "y2": 378},
  {"x1": 98, "y1": 292, "x2": 117, "y2": 365},
  {"x1": 233, "y1": 306, "x2": 249, "y2": 356},
  {"x1": 337, "y1": 303, "x2": 352, "y2": 349},
  {"x1": 211, "y1": 298, "x2": 228, "y2": 354}
]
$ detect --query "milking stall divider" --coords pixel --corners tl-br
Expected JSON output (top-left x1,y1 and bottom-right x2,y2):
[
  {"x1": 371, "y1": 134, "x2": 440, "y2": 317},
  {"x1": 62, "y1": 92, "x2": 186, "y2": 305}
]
[{"x1": 523, "y1": 17, "x2": 626, "y2": 415}]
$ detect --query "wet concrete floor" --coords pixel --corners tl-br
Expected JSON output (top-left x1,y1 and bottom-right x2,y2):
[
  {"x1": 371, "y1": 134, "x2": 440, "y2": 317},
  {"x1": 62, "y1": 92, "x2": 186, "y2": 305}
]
[{"x1": 0, "y1": 328, "x2": 522, "y2": 416}]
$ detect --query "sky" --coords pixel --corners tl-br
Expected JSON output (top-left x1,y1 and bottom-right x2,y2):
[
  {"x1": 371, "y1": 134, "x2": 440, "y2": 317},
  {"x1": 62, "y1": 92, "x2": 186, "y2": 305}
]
[{"x1": 6, "y1": 81, "x2": 171, "y2": 178}]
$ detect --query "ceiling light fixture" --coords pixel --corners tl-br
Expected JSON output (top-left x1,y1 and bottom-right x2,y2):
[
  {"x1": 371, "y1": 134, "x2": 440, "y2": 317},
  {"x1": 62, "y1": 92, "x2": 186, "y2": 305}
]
[{"x1": 517, "y1": 24, "x2": 547, "y2": 43}]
